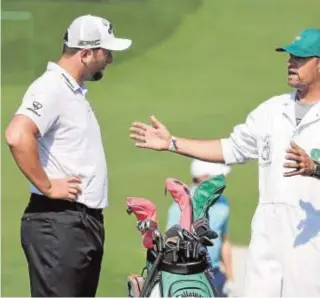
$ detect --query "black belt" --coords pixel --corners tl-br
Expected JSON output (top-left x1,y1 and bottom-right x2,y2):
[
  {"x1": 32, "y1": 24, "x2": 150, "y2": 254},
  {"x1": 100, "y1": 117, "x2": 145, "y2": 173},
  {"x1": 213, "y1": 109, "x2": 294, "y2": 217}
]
[{"x1": 26, "y1": 193, "x2": 103, "y2": 219}]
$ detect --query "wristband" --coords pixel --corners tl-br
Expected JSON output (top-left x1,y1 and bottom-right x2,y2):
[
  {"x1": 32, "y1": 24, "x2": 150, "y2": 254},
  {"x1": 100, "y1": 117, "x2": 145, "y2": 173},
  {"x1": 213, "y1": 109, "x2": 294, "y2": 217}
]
[
  {"x1": 168, "y1": 136, "x2": 178, "y2": 152},
  {"x1": 311, "y1": 163, "x2": 320, "y2": 178}
]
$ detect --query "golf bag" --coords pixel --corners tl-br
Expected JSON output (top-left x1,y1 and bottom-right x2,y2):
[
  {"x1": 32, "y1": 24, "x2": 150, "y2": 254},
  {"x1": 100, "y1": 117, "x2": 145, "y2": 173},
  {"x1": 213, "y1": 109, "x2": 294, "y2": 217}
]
[{"x1": 127, "y1": 175, "x2": 226, "y2": 298}]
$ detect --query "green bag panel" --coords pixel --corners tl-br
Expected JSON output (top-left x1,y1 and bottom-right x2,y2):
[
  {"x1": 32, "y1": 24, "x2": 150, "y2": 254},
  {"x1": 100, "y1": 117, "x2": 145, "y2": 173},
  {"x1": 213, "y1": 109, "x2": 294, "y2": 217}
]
[
  {"x1": 192, "y1": 175, "x2": 226, "y2": 221},
  {"x1": 160, "y1": 270, "x2": 215, "y2": 297},
  {"x1": 142, "y1": 259, "x2": 216, "y2": 297}
]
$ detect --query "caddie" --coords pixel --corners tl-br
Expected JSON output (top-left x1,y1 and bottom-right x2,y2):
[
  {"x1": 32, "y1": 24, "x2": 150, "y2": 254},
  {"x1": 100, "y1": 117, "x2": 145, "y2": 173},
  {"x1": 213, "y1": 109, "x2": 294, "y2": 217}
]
[{"x1": 129, "y1": 28, "x2": 320, "y2": 296}]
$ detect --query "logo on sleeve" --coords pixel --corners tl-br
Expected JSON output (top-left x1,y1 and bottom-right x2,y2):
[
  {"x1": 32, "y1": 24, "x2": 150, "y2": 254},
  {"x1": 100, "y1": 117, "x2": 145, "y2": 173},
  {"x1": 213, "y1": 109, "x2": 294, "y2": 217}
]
[
  {"x1": 259, "y1": 135, "x2": 272, "y2": 166},
  {"x1": 33, "y1": 101, "x2": 42, "y2": 110},
  {"x1": 26, "y1": 101, "x2": 42, "y2": 117}
]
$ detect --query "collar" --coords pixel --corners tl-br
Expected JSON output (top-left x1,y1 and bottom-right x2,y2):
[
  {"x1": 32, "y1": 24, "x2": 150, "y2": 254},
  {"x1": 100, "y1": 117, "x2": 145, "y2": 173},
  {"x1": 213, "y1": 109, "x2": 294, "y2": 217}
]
[
  {"x1": 282, "y1": 91, "x2": 320, "y2": 108},
  {"x1": 282, "y1": 91, "x2": 320, "y2": 127},
  {"x1": 47, "y1": 62, "x2": 87, "y2": 95}
]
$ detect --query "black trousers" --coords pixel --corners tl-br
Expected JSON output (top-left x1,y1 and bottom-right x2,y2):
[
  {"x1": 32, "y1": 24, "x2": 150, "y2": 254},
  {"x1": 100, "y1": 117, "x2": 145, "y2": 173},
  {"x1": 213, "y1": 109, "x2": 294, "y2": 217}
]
[{"x1": 21, "y1": 194, "x2": 105, "y2": 297}]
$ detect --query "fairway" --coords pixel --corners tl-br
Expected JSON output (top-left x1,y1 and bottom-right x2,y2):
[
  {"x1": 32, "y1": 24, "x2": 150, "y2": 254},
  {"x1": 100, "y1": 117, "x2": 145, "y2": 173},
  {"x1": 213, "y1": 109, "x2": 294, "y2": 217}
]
[{"x1": 1, "y1": 0, "x2": 319, "y2": 296}]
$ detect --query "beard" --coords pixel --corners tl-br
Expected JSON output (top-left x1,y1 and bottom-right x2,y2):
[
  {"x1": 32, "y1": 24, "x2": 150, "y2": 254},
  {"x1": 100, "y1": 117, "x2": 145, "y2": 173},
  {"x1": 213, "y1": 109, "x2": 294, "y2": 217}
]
[{"x1": 89, "y1": 70, "x2": 104, "y2": 81}]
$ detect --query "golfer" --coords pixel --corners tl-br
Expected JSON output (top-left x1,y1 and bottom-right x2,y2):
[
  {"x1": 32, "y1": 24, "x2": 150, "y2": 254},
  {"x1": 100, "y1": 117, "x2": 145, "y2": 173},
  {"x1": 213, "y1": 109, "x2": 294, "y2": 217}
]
[
  {"x1": 5, "y1": 15, "x2": 131, "y2": 297},
  {"x1": 130, "y1": 28, "x2": 320, "y2": 296}
]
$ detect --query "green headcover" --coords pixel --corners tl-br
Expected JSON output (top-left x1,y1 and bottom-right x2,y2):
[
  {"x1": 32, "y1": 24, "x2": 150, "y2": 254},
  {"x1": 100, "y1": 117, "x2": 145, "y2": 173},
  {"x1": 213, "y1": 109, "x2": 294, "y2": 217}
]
[{"x1": 192, "y1": 175, "x2": 226, "y2": 221}]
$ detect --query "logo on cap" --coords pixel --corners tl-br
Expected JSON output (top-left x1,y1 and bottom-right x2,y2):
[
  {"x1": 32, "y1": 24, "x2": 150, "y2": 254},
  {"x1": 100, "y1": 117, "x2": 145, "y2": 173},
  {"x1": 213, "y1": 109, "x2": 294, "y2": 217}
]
[
  {"x1": 292, "y1": 36, "x2": 302, "y2": 44},
  {"x1": 78, "y1": 39, "x2": 101, "y2": 47},
  {"x1": 108, "y1": 23, "x2": 113, "y2": 35},
  {"x1": 102, "y1": 19, "x2": 113, "y2": 34}
]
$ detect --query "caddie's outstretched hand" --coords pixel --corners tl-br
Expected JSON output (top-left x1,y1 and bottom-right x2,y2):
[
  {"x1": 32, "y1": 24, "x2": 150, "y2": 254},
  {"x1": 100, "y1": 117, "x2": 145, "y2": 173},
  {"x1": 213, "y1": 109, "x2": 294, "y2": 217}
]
[{"x1": 130, "y1": 115, "x2": 171, "y2": 151}]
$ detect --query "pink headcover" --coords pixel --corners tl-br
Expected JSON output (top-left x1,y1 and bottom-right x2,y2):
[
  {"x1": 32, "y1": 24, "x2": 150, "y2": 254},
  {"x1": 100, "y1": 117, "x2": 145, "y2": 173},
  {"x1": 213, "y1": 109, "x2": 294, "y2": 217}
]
[
  {"x1": 126, "y1": 197, "x2": 157, "y2": 248},
  {"x1": 165, "y1": 178, "x2": 192, "y2": 232}
]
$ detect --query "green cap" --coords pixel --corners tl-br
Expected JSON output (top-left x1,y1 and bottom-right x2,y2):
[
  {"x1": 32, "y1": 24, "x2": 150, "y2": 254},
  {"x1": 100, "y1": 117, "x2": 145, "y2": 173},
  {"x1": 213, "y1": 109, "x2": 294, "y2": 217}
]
[{"x1": 276, "y1": 28, "x2": 320, "y2": 57}]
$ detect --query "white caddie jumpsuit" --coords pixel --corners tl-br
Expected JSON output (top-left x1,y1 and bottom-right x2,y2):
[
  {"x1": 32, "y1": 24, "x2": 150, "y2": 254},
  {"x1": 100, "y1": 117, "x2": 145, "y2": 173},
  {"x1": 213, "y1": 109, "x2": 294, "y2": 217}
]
[{"x1": 221, "y1": 91, "x2": 320, "y2": 297}]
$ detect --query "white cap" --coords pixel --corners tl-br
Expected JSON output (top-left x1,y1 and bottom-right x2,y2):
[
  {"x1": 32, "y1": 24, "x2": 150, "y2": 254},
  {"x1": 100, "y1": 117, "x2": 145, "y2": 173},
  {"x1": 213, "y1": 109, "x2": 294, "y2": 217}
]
[
  {"x1": 190, "y1": 159, "x2": 231, "y2": 178},
  {"x1": 64, "y1": 15, "x2": 132, "y2": 51}
]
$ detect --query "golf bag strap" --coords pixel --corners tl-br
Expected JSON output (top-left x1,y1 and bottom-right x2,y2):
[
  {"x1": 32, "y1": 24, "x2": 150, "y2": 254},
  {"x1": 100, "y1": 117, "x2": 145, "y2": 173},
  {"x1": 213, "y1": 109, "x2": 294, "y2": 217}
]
[
  {"x1": 147, "y1": 250, "x2": 208, "y2": 275},
  {"x1": 127, "y1": 274, "x2": 144, "y2": 297}
]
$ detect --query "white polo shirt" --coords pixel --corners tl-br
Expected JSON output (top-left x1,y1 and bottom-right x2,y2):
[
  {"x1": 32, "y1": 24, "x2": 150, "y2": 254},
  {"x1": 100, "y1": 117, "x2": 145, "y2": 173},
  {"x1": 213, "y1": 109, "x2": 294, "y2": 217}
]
[{"x1": 16, "y1": 62, "x2": 108, "y2": 209}]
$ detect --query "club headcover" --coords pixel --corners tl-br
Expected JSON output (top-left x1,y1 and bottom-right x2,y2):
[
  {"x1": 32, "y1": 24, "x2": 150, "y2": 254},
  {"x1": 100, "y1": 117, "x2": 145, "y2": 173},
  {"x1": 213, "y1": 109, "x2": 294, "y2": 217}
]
[
  {"x1": 192, "y1": 175, "x2": 226, "y2": 221},
  {"x1": 165, "y1": 178, "x2": 193, "y2": 232},
  {"x1": 126, "y1": 197, "x2": 158, "y2": 249}
]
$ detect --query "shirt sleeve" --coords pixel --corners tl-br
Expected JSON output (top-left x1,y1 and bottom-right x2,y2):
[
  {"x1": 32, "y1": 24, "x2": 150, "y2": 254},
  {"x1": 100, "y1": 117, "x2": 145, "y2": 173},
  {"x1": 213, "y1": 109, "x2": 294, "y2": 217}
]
[
  {"x1": 221, "y1": 216, "x2": 229, "y2": 234},
  {"x1": 209, "y1": 197, "x2": 230, "y2": 234},
  {"x1": 221, "y1": 105, "x2": 264, "y2": 164},
  {"x1": 15, "y1": 88, "x2": 60, "y2": 137}
]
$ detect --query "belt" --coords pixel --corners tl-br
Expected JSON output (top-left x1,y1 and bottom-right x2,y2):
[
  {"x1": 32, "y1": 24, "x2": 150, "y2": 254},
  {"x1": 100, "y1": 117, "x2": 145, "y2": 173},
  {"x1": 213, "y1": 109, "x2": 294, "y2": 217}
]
[{"x1": 26, "y1": 193, "x2": 103, "y2": 219}]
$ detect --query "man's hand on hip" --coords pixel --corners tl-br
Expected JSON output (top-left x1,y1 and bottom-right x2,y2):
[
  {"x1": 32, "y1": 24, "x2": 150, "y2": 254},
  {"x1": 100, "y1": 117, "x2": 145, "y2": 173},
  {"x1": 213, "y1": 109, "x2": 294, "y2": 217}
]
[{"x1": 45, "y1": 176, "x2": 82, "y2": 200}]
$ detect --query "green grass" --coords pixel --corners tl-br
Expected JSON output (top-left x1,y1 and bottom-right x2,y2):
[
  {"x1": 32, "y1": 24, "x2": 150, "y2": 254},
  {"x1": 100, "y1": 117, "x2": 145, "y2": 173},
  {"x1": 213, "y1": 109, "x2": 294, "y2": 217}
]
[{"x1": 1, "y1": 0, "x2": 319, "y2": 296}]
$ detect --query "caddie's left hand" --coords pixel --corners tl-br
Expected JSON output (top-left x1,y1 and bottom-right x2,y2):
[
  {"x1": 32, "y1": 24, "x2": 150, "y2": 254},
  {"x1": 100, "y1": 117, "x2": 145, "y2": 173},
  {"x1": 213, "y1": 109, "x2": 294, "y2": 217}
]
[{"x1": 283, "y1": 141, "x2": 314, "y2": 177}]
